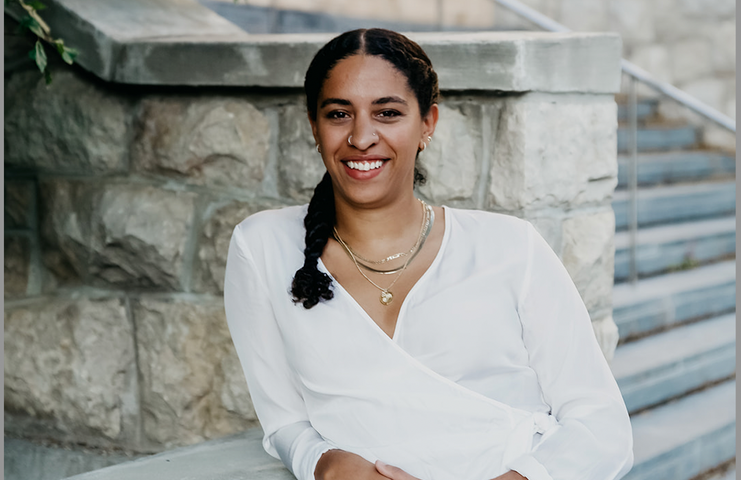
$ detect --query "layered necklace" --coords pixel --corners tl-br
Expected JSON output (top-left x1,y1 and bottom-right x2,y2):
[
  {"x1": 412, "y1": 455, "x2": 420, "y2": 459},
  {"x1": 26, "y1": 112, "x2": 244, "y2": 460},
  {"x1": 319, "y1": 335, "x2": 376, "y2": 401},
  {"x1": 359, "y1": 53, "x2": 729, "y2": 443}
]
[{"x1": 333, "y1": 199, "x2": 434, "y2": 306}]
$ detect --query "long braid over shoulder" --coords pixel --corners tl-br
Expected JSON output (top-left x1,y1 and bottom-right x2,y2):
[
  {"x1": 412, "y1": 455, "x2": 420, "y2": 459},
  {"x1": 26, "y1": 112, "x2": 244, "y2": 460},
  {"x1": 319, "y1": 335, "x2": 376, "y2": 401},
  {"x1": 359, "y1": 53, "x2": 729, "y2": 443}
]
[
  {"x1": 291, "y1": 172, "x2": 335, "y2": 308},
  {"x1": 291, "y1": 28, "x2": 439, "y2": 308}
]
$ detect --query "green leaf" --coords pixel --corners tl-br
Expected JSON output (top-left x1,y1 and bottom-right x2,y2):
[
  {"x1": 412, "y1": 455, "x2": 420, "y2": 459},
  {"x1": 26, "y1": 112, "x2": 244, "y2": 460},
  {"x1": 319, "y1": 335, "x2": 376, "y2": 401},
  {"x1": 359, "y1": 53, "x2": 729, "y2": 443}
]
[
  {"x1": 28, "y1": 39, "x2": 47, "y2": 73},
  {"x1": 27, "y1": 1, "x2": 47, "y2": 10},
  {"x1": 44, "y1": 69, "x2": 53, "y2": 84},
  {"x1": 19, "y1": 16, "x2": 44, "y2": 37},
  {"x1": 60, "y1": 46, "x2": 78, "y2": 64}
]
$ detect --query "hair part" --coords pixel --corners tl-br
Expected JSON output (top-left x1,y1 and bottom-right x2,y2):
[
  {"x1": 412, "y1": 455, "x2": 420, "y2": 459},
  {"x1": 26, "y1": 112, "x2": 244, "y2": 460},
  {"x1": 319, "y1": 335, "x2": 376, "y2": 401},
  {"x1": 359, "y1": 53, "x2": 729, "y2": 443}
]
[{"x1": 292, "y1": 28, "x2": 438, "y2": 309}]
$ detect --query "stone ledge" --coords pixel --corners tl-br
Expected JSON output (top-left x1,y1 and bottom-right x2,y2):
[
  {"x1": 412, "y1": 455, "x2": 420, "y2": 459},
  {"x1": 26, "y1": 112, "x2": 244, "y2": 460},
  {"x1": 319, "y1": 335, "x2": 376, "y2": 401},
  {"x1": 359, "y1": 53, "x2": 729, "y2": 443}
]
[
  {"x1": 63, "y1": 428, "x2": 293, "y2": 480},
  {"x1": 10, "y1": 0, "x2": 621, "y2": 92}
]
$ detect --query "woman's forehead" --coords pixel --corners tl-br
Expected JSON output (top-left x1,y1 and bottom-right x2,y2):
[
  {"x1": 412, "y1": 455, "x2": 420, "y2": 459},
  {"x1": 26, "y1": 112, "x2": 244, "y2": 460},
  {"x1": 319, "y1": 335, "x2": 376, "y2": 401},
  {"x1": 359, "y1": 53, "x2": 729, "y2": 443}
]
[{"x1": 319, "y1": 55, "x2": 415, "y2": 105}]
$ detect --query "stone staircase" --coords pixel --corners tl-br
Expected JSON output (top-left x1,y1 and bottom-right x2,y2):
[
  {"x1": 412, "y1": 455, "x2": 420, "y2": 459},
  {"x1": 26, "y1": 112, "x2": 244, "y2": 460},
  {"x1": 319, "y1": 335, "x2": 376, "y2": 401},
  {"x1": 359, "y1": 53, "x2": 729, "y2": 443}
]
[{"x1": 611, "y1": 98, "x2": 736, "y2": 480}]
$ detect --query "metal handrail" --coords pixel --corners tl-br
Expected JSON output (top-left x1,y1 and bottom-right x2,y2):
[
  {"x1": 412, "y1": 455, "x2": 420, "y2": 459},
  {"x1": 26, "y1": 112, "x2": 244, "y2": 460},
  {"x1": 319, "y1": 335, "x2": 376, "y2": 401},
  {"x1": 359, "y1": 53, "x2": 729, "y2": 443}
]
[
  {"x1": 492, "y1": 0, "x2": 735, "y2": 285},
  {"x1": 492, "y1": 0, "x2": 736, "y2": 133}
]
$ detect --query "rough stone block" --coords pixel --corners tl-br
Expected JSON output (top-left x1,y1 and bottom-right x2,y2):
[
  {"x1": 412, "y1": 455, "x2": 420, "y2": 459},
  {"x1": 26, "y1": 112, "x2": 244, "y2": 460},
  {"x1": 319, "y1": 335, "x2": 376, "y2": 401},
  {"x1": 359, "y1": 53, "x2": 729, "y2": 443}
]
[
  {"x1": 4, "y1": 69, "x2": 130, "y2": 174},
  {"x1": 630, "y1": 44, "x2": 672, "y2": 84},
  {"x1": 417, "y1": 102, "x2": 482, "y2": 205},
  {"x1": 4, "y1": 296, "x2": 136, "y2": 441},
  {"x1": 90, "y1": 185, "x2": 196, "y2": 290},
  {"x1": 561, "y1": 210, "x2": 615, "y2": 313},
  {"x1": 4, "y1": 235, "x2": 30, "y2": 298},
  {"x1": 132, "y1": 97, "x2": 269, "y2": 191},
  {"x1": 5, "y1": 180, "x2": 33, "y2": 230},
  {"x1": 670, "y1": 39, "x2": 713, "y2": 84},
  {"x1": 592, "y1": 315, "x2": 620, "y2": 363},
  {"x1": 40, "y1": 180, "x2": 96, "y2": 284},
  {"x1": 681, "y1": 77, "x2": 728, "y2": 115},
  {"x1": 40, "y1": 180, "x2": 196, "y2": 290},
  {"x1": 488, "y1": 94, "x2": 617, "y2": 211},
  {"x1": 133, "y1": 297, "x2": 256, "y2": 447},
  {"x1": 278, "y1": 104, "x2": 326, "y2": 202},
  {"x1": 607, "y1": 0, "x2": 656, "y2": 45},
  {"x1": 195, "y1": 200, "x2": 282, "y2": 295}
]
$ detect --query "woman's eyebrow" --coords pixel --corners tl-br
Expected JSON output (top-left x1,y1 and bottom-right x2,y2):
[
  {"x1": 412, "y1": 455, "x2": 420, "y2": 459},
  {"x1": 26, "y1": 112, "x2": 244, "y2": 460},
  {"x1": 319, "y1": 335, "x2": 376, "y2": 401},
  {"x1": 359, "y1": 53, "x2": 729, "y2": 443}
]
[
  {"x1": 320, "y1": 98, "x2": 351, "y2": 108},
  {"x1": 373, "y1": 96, "x2": 407, "y2": 106}
]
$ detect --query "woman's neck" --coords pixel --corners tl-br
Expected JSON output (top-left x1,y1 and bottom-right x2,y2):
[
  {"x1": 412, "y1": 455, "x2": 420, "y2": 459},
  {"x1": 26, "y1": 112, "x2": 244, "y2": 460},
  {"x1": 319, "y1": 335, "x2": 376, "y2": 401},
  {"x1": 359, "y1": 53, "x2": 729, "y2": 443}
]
[{"x1": 332, "y1": 194, "x2": 425, "y2": 257}]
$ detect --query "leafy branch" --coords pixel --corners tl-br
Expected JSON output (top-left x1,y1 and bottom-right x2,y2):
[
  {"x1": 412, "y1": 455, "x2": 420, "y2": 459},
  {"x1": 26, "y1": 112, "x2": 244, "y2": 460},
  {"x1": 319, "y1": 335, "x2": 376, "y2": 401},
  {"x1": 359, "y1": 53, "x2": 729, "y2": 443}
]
[{"x1": 8, "y1": 0, "x2": 79, "y2": 83}]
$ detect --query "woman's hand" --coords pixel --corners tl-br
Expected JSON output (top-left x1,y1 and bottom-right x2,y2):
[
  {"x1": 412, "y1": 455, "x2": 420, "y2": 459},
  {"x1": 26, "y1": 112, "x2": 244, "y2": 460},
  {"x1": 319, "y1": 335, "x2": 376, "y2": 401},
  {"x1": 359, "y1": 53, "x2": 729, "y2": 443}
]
[
  {"x1": 375, "y1": 460, "x2": 421, "y2": 479},
  {"x1": 491, "y1": 471, "x2": 527, "y2": 480},
  {"x1": 315, "y1": 449, "x2": 391, "y2": 480}
]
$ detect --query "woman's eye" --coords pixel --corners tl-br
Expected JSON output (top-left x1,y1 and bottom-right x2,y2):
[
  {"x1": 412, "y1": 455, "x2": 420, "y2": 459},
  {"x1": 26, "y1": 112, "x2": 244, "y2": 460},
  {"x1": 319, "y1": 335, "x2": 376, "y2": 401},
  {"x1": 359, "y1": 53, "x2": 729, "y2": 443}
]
[
  {"x1": 379, "y1": 110, "x2": 401, "y2": 118},
  {"x1": 326, "y1": 111, "x2": 349, "y2": 119}
]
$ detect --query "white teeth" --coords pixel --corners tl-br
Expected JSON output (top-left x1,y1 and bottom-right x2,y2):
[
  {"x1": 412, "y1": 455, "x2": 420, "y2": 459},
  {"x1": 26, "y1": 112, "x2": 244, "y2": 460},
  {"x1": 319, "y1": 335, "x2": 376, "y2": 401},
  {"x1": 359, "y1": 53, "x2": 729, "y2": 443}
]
[{"x1": 346, "y1": 160, "x2": 383, "y2": 171}]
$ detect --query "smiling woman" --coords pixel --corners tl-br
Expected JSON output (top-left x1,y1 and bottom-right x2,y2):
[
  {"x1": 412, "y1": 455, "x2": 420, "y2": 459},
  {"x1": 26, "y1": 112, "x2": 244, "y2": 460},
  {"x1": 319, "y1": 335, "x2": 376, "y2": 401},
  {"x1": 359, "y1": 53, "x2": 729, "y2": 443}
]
[{"x1": 224, "y1": 29, "x2": 633, "y2": 480}]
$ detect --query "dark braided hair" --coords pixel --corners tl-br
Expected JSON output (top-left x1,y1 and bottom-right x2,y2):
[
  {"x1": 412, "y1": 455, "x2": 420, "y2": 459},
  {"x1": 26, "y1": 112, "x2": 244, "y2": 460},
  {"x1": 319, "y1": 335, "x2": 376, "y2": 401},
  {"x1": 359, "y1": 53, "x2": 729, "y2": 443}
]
[{"x1": 291, "y1": 28, "x2": 440, "y2": 309}]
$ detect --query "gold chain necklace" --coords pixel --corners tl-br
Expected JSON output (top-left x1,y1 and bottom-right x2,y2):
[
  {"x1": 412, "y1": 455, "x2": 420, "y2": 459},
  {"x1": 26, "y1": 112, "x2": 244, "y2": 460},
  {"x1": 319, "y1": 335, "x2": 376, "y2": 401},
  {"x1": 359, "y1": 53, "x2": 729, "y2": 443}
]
[
  {"x1": 350, "y1": 203, "x2": 434, "y2": 275},
  {"x1": 343, "y1": 199, "x2": 427, "y2": 265},
  {"x1": 333, "y1": 200, "x2": 432, "y2": 306}
]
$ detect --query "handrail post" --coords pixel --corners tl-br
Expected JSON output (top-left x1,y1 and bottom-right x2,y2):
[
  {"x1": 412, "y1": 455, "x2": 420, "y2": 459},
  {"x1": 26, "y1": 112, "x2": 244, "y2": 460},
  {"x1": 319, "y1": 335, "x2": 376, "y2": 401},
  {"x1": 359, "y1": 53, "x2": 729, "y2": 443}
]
[{"x1": 628, "y1": 76, "x2": 639, "y2": 285}]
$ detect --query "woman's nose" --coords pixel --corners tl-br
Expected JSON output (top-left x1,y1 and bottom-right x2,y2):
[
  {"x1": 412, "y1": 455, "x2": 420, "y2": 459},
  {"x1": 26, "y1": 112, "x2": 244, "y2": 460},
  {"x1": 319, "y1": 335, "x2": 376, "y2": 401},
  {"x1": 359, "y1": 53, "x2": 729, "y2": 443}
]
[{"x1": 348, "y1": 121, "x2": 378, "y2": 150}]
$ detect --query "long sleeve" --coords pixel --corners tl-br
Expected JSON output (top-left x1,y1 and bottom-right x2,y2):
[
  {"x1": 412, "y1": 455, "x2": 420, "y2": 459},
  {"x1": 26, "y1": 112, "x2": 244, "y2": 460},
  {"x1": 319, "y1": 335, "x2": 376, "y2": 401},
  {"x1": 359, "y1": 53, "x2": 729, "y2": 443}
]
[
  {"x1": 224, "y1": 223, "x2": 334, "y2": 480},
  {"x1": 503, "y1": 222, "x2": 633, "y2": 480}
]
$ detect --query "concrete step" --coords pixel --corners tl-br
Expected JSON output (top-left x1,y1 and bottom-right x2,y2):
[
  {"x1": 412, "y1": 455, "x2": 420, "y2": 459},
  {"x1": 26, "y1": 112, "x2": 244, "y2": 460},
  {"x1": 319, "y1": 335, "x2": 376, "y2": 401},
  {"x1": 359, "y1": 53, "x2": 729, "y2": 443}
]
[
  {"x1": 617, "y1": 98, "x2": 660, "y2": 123},
  {"x1": 617, "y1": 151, "x2": 736, "y2": 188},
  {"x1": 612, "y1": 314, "x2": 735, "y2": 414},
  {"x1": 614, "y1": 216, "x2": 736, "y2": 282},
  {"x1": 624, "y1": 380, "x2": 736, "y2": 480},
  {"x1": 612, "y1": 260, "x2": 736, "y2": 340},
  {"x1": 613, "y1": 181, "x2": 736, "y2": 230},
  {"x1": 617, "y1": 125, "x2": 700, "y2": 153},
  {"x1": 63, "y1": 428, "x2": 292, "y2": 480}
]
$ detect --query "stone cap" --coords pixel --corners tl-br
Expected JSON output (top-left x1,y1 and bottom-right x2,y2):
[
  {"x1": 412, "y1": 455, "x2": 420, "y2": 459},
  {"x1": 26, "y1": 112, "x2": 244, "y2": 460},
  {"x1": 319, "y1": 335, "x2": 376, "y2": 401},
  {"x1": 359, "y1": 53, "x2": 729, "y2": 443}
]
[
  {"x1": 18, "y1": 0, "x2": 622, "y2": 92},
  {"x1": 63, "y1": 428, "x2": 293, "y2": 480}
]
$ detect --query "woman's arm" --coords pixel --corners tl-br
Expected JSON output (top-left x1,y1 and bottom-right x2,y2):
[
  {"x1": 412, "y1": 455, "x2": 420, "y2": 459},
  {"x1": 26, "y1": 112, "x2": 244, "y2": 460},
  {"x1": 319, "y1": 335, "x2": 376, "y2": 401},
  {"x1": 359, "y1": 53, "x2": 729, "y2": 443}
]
[
  {"x1": 224, "y1": 224, "x2": 334, "y2": 480},
  {"x1": 504, "y1": 222, "x2": 633, "y2": 480}
]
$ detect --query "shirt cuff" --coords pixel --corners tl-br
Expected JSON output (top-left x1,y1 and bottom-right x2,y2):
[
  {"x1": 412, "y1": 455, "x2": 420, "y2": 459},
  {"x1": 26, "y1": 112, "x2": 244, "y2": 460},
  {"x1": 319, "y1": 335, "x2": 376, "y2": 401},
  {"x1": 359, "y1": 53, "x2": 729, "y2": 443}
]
[{"x1": 504, "y1": 454, "x2": 554, "y2": 480}]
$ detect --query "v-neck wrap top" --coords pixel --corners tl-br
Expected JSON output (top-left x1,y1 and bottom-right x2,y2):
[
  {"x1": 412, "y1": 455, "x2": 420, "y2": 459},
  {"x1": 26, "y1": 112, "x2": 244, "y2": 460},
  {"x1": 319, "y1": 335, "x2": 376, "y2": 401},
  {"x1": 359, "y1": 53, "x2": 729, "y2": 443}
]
[{"x1": 224, "y1": 205, "x2": 633, "y2": 480}]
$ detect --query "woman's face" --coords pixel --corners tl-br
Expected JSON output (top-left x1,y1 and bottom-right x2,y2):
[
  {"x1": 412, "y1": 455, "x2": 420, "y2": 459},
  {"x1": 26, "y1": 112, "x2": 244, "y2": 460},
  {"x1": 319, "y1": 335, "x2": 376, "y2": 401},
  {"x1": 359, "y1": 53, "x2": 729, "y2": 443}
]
[{"x1": 309, "y1": 54, "x2": 438, "y2": 208}]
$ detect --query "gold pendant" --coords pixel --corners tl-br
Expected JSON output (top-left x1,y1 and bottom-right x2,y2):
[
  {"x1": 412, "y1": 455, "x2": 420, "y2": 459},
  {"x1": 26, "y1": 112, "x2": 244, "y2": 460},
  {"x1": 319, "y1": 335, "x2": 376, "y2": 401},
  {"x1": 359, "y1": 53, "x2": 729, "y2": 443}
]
[{"x1": 380, "y1": 290, "x2": 393, "y2": 305}]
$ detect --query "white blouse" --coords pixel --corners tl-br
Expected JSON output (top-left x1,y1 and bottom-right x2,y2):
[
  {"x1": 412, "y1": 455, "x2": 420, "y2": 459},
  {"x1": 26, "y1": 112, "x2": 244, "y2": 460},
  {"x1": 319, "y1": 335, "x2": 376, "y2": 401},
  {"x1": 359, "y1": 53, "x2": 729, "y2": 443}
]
[{"x1": 224, "y1": 205, "x2": 633, "y2": 480}]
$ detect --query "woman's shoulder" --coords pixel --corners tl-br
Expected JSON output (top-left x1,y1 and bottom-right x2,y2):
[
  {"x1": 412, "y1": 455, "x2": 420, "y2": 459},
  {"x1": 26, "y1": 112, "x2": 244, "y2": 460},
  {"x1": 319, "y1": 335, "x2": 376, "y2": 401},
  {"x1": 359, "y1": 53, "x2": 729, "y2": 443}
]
[
  {"x1": 445, "y1": 206, "x2": 531, "y2": 239},
  {"x1": 231, "y1": 204, "x2": 307, "y2": 252}
]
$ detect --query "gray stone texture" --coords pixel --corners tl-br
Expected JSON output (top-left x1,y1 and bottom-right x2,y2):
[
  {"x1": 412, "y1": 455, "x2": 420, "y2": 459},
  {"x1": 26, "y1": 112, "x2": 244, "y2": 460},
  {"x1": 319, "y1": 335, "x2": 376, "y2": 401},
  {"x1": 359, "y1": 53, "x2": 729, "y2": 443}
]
[
  {"x1": 195, "y1": 200, "x2": 281, "y2": 295},
  {"x1": 4, "y1": 69, "x2": 131, "y2": 174},
  {"x1": 489, "y1": 94, "x2": 618, "y2": 211},
  {"x1": 5, "y1": 180, "x2": 33, "y2": 230},
  {"x1": 40, "y1": 180, "x2": 197, "y2": 290},
  {"x1": 417, "y1": 102, "x2": 482, "y2": 205},
  {"x1": 561, "y1": 210, "x2": 615, "y2": 313},
  {"x1": 62, "y1": 429, "x2": 291, "y2": 480},
  {"x1": 277, "y1": 103, "x2": 327, "y2": 202},
  {"x1": 4, "y1": 236, "x2": 31, "y2": 298},
  {"x1": 132, "y1": 97, "x2": 270, "y2": 190},
  {"x1": 4, "y1": 297, "x2": 136, "y2": 441},
  {"x1": 132, "y1": 297, "x2": 256, "y2": 447}
]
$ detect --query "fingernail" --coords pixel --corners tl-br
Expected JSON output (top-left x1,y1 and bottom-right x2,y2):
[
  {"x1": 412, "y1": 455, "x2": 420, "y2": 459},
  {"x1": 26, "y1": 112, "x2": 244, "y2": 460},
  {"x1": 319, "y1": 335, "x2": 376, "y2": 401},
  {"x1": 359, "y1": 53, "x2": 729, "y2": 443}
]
[{"x1": 376, "y1": 460, "x2": 388, "y2": 467}]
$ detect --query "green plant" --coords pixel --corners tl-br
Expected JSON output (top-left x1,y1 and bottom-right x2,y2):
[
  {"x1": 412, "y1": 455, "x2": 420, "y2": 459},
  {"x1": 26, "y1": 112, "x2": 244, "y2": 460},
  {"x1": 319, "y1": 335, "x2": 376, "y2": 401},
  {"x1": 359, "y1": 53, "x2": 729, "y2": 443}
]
[{"x1": 7, "y1": 0, "x2": 79, "y2": 83}]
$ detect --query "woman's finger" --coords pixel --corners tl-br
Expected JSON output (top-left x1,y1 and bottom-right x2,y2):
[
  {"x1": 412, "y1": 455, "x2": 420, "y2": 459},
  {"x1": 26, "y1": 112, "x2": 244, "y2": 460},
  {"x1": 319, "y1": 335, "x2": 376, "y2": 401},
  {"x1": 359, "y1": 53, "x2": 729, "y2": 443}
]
[{"x1": 375, "y1": 460, "x2": 421, "y2": 480}]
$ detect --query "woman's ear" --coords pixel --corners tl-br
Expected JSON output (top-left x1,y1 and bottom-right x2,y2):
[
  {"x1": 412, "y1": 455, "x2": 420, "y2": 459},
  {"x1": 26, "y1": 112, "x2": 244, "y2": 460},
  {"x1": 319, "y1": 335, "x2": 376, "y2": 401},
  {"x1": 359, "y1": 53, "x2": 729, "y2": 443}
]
[
  {"x1": 308, "y1": 112, "x2": 319, "y2": 145},
  {"x1": 422, "y1": 103, "x2": 439, "y2": 140}
]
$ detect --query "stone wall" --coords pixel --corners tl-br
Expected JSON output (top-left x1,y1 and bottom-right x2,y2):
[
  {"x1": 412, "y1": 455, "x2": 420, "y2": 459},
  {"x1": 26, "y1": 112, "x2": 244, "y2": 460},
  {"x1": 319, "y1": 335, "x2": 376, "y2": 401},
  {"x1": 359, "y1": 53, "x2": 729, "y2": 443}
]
[{"x1": 4, "y1": 14, "x2": 622, "y2": 454}]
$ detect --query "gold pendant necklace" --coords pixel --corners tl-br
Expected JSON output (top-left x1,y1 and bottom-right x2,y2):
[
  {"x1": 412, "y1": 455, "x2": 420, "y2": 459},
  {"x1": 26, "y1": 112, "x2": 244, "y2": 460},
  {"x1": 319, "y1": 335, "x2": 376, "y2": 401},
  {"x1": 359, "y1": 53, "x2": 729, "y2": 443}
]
[{"x1": 333, "y1": 200, "x2": 432, "y2": 306}]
